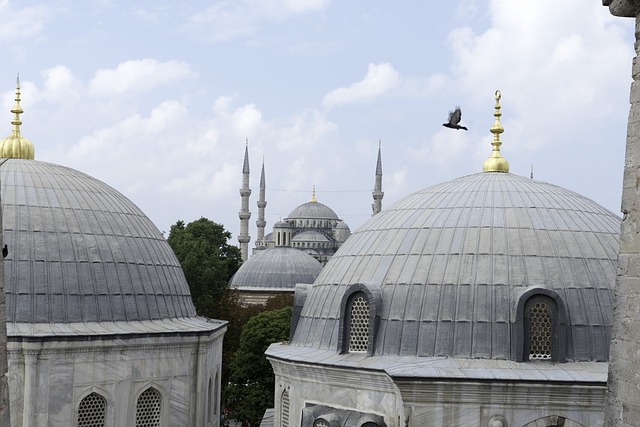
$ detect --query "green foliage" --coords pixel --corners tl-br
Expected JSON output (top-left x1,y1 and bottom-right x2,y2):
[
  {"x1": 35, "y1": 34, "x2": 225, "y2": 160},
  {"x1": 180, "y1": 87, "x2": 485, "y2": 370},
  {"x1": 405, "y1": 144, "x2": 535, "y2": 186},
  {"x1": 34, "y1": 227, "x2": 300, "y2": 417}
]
[
  {"x1": 167, "y1": 217, "x2": 242, "y2": 319},
  {"x1": 225, "y1": 306, "x2": 293, "y2": 426}
]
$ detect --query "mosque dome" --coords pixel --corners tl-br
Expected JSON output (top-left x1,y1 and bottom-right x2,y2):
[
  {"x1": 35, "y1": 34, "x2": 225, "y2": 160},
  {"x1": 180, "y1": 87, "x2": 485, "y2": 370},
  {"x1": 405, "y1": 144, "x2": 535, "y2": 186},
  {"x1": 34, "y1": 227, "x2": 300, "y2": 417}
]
[
  {"x1": 287, "y1": 192, "x2": 339, "y2": 220},
  {"x1": 2, "y1": 158, "x2": 196, "y2": 324},
  {"x1": 291, "y1": 172, "x2": 620, "y2": 361},
  {"x1": 229, "y1": 247, "x2": 322, "y2": 291}
]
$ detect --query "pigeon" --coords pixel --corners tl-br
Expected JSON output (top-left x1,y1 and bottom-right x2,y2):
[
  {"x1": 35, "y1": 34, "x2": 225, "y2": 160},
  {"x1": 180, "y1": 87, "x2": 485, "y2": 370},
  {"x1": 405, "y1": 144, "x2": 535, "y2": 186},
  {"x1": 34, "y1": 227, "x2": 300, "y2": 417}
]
[
  {"x1": 2, "y1": 244, "x2": 7, "y2": 258},
  {"x1": 442, "y1": 106, "x2": 468, "y2": 131}
]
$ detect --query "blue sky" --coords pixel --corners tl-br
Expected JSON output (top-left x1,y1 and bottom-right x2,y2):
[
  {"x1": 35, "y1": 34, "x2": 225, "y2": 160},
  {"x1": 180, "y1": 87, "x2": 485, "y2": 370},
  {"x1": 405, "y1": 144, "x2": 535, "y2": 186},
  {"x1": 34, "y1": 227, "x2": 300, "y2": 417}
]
[{"x1": 0, "y1": 0, "x2": 634, "y2": 243}]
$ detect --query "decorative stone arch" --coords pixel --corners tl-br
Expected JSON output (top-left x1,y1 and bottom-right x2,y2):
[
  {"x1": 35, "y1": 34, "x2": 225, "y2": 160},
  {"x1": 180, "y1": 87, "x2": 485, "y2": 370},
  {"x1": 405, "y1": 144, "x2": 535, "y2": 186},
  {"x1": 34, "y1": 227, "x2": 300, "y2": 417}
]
[
  {"x1": 75, "y1": 387, "x2": 111, "y2": 427},
  {"x1": 521, "y1": 415, "x2": 586, "y2": 427},
  {"x1": 132, "y1": 382, "x2": 167, "y2": 427},
  {"x1": 338, "y1": 283, "x2": 382, "y2": 356},
  {"x1": 515, "y1": 287, "x2": 567, "y2": 362}
]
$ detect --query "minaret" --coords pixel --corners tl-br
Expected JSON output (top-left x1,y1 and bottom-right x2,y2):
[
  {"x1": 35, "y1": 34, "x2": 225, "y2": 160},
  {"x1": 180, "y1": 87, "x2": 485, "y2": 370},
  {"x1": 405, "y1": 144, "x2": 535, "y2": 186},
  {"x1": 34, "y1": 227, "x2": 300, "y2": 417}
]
[
  {"x1": 372, "y1": 140, "x2": 384, "y2": 215},
  {"x1": 256, "y1": 159, "x2": 267, "y2": 249},
  {"x1": 482, "y1": 90, "x2": 509, "y2": 173},
  {"x1": 238, "y1": 141, "x2": 251, "y2": 262}
]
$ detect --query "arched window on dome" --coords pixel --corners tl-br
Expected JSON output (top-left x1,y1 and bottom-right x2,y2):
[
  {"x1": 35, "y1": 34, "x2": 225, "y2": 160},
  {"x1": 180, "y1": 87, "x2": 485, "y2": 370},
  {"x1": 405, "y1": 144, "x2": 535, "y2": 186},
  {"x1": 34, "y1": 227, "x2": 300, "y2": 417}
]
[
  {"x1": 516, "y1": 289, "x2": 567, "y2": 362},
  {"x1": 135, "y1": 387, "x2": 162, "y2": 427},
  {"x1": 281, "y1": 388, "x2": 290, "y2": 427},
  {"x1": 77, "y1": 392, "x2": 106, "y2": 427},
  {"x1": 338, "y1": 284, "x2": 381, "y2": 355}
]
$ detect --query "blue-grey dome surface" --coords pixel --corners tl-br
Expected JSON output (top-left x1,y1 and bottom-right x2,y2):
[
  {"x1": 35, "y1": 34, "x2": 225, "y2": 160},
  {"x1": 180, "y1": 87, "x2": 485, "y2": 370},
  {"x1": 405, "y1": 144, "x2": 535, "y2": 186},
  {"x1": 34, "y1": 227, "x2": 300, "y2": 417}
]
[
  {"x1": 292, "y1": 172, "x2": 620, "y2": 361},
  {"x1": 1, "y1": 159, "x2": 197, "y2": 324},
  {"x1": 288, "y1": 201, "x2": 338, "y2": 220},
  {"x1": 230, "y1": 247, "x2": 322, "y2": 290}
]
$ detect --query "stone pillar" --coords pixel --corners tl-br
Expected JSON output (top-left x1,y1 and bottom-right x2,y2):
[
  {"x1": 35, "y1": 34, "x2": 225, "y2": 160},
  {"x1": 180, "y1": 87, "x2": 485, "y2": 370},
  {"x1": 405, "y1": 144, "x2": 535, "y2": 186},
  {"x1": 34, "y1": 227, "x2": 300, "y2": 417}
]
[
  {"x1": 238, "y1": 143, "x2": 251, "y2": 262},
  {"x1": 372, "y1": 142, "x2": 384, "y2": 216},
  {"x1": 21, "y1": 344, "x2": 39, "y2": 427},
  {"x1": 604, "y1": 1, "x2": 640, "y2": 425}
]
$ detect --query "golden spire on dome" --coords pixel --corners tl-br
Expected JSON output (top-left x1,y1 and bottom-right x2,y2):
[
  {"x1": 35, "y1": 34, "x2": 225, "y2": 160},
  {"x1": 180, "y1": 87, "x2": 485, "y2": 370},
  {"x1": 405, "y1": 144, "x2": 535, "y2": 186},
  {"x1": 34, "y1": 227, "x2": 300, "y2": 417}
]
[
  {"x1": 310, "y1": 185, "x2": 317, "y2": 203},
  {"x1": 0, "y1": 76, "x2": 35, "y2": 160},
  {"x1": 482, "y1": 90, "x2": 508, "y2": 173}
]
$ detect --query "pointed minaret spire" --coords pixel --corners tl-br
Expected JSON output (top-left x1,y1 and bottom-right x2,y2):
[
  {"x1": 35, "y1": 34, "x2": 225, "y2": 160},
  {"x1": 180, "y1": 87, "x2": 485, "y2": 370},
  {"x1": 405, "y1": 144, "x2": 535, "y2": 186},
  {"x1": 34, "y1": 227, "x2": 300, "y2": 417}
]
[
  {"x1": 310, "y1": 185, "x2": 317, "y2": 203},
  {"x1": 482, "y1": 90, "x2": 509, "y2": 173},
  {"x1": 256, "y1": 158, "x2": 267, "y2": 249},
  {"x1": 238, "y1": 140, "x2": 252, "y2": 261},
  {"x1": 372, "y1": 140, "x2": 384, "y2": 215},
  {"x1": 0, "y1": 75, "x2": 35, "y2": 160},
  {"x1": 530, "y1": 164, "x2": 534, "y2": 179}
]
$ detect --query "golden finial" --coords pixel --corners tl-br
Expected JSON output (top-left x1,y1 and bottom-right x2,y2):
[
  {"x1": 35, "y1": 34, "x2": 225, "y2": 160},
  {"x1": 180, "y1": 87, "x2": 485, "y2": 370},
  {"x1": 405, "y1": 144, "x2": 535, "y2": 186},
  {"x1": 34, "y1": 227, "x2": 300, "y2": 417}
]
[
  {"x1": 482, "y1": 90, "x2": 509, "y2": 173},
  {"x1": 310, "y1": 185, "x2": 317, "y2": 203},
  {"x1": 0, "y1": 76, "x2": 35, "y2": 159}
]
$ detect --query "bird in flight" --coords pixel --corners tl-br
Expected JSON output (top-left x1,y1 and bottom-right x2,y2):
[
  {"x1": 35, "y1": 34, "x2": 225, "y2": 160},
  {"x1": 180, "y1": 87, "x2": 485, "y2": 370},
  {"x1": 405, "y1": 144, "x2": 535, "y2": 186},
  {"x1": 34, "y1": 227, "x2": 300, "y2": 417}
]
[{"x1": 442, "y1": 106, "x2": 468, "y2": 130}]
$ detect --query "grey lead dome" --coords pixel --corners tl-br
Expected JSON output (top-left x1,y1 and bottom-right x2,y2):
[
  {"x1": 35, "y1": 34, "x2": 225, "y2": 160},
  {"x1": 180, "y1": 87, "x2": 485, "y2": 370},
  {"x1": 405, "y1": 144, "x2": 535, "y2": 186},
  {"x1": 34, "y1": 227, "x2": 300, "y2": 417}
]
[
  {"x1": 1, "y1": 159, "x2": 196, "y2": 324},
  {"x1": 292, "y1": 172, "x2": 620, "y2": 361}
]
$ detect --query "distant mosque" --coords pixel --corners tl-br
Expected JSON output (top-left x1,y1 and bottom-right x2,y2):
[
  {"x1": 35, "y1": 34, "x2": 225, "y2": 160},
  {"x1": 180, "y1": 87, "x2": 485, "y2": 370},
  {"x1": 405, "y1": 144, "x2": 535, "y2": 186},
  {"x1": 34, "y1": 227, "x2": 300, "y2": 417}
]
[{"x1": 229, "y1": 142, "x2": 384, "y2": 305}]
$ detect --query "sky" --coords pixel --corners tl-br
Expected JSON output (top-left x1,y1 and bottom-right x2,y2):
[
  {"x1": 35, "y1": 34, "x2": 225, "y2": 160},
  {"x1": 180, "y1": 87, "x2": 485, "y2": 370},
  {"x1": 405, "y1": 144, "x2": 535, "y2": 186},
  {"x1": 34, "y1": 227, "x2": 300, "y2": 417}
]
[{"x1": 0, "y1": 0, "x2": 635, "y2": 245}]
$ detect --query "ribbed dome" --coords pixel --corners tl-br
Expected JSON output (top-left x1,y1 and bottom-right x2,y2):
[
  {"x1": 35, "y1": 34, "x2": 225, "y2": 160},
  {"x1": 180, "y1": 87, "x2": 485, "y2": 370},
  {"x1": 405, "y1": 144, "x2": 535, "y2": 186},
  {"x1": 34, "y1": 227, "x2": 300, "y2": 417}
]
[
  {"x1": 292, "y1": 230, "x2": 329, "y2": 242},
  {"x1": 1, "y1": 159, "x2": 196, "y2": 324},
  {"x1": 292, "y1": 172, "x2": 620, "y2": 361},
  {"x1": 288, "y1": 201, "x2": 339, "y2": 220},
  {"x1": 230, "y1": 247, "x2": 322, "y2": 290}
]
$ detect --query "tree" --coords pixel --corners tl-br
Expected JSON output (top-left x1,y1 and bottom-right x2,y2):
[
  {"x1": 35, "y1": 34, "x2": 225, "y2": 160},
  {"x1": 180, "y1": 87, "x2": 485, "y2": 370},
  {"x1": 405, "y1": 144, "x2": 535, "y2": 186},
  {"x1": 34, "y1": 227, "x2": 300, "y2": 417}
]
[
  {"x1": 167, "y1": 218, "x2": 242, "y2": 319},
  {"x1": 225, "y1": 306, "x2": 292, "y2": 426}
]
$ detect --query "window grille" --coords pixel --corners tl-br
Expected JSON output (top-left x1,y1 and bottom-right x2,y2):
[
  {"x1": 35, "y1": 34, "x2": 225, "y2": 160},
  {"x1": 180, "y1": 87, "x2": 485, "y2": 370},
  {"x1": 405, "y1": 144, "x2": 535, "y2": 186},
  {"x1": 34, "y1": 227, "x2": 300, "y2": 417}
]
[
  {"x1": 529, "y1": 301, "x2": 552, "y2": 360},
  {"x1": 314, "y1": 420, "x2": 330, "y2": 427},
  {"x1": 281, "y1": 389, "x2": 290, "y2": 427},
  {"x1": 77, "y1": 392, "x2": 106, "y2": 427},
  {"x1": 135, "y1": 388, "x2": 162, "y2": 427},
  {"x1": 348, "y1": 293, "x2": 370, "y2": 352}
]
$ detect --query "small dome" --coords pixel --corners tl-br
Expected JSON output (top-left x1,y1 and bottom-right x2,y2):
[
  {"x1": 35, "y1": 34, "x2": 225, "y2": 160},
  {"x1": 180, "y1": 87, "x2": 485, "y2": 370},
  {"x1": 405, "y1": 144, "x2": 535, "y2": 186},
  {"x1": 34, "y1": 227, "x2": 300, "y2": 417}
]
[
  {"x1": 292, "y1": 230, "x2": 329, "y2": 242},
  {"x1": 288, "y1": 201, "x2": 339, "y2": 220},
  {"x1": 292, "y1": 172, "x2": 620, "y2": 361},
  {"x1": 229, "y1": 247, "x2": 322, "y2": 291},
  {"x1": 274, "y1": 220, "x2": 291, "y2": 228}
]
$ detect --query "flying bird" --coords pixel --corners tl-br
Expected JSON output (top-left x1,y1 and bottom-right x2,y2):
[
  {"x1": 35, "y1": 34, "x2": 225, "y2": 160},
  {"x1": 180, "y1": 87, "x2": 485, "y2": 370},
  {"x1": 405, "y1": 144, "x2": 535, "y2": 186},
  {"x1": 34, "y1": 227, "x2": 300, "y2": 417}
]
[{"x1": 443, "y1": 106, "x2": 468, "y2": 131}]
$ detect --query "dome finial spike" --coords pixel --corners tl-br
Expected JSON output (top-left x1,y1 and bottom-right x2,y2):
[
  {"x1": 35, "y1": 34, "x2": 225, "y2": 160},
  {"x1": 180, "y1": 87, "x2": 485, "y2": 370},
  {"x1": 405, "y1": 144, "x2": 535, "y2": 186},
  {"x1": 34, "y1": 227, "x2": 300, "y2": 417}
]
[
  {"x1": 11, "y1": 74, "x2": 23, "y2": 137},
  {"x1": 310, "y1": 185, "x2": 317, "y2": 203},
  {"x1": 482, "y1": 90, "x2": 509, "y2": 173}
]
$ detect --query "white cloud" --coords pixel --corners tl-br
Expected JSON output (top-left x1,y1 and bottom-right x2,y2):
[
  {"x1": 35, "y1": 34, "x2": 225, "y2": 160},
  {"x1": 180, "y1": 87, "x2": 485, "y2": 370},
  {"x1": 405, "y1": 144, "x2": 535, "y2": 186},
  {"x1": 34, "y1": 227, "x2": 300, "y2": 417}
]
[
  {"x1": 322, "y1": 63, "x2": 400, "y2": 109},
  {"x1": 186, "y1": 0, "x2": 329, "y2": 43},
  {"x1": 89, "y1": 59, "x2": 196, "y2": 96},
  {"x1": 0, "y1": 1, "x2": 49, "y2": 42}
]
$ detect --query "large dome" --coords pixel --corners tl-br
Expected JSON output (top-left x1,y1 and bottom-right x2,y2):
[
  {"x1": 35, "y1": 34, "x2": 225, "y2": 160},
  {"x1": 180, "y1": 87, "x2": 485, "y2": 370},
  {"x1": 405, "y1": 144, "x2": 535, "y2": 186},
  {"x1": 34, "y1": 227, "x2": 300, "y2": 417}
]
[
  {"x1": 230, "y1": 247, "x2": 322, "y2": 291},
  {"x1": 1, "y1": 159, "x2": 196, "y2": 324},
  {"x1": 287, "y1": 201, "x2": 339, "y2": 220},
  {"x1": 291, "y1": 172, "x2": 620, "y2": 361}
]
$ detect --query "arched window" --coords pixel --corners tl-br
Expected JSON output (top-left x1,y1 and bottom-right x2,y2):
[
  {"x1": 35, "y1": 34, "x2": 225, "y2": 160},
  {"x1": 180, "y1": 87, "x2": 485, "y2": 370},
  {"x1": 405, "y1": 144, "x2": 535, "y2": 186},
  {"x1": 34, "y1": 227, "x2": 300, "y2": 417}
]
[
  {"x1": 516, "y1": 289, "x2": 567, "y2": 362},
  {"x1": 338, "y1": 284, "x2": 381, "y2": 355},
  {"x1": 77, "y1": 392, "x2": 106, "y2": 427},
  {"x1": 314, "y1": 419, "x2": 329, "y2": 427},
  {"x1": 207, "y1": 377, "x2": 213, "y2": 424},
  {"x1": 348, "y1": 292, "x2": 370, "y2": 353},
  {"x1": 135, "y1": 387, "x2": 161, "y2": 427},
  {"x1": 281, "y1": 389, "x2": 290, "y2": 427}
]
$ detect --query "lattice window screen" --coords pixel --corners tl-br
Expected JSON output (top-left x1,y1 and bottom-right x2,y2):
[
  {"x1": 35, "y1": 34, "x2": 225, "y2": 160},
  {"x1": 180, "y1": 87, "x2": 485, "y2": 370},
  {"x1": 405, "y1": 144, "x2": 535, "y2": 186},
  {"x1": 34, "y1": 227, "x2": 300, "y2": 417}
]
[
  {"x1": 281, "y1": 389, "x2": 290, "y2": 427},
  {"x1": 135, "y1": 387, "x2": 162, "y2": 427},
  {"x1": 529, "y1": 302, "x2": 552, "y2": 360},
  {"x1": 77, "y1": 392, "x2": 106, "y2": 427},
  {"x1": 348, "y1": 294, "x2": 370, "y2": 352},
  {"x1": 314, "y1": 420, "x2": 330, "y2": 427}
]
